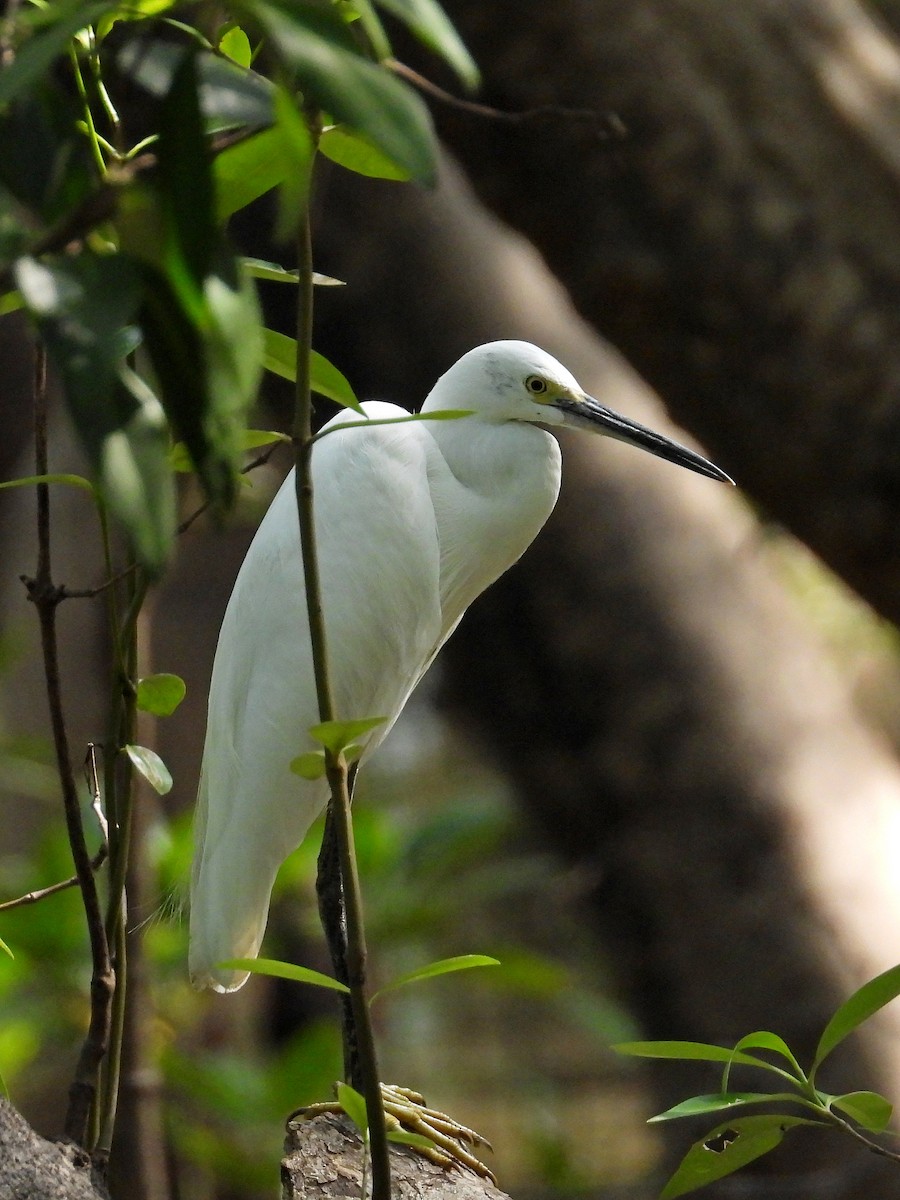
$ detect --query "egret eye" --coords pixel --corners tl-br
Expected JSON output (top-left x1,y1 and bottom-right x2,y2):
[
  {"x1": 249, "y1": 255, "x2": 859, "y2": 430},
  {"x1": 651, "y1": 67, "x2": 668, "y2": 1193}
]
[{"x1": 525, "y1": 375, "x2": 548, "y2": 395}]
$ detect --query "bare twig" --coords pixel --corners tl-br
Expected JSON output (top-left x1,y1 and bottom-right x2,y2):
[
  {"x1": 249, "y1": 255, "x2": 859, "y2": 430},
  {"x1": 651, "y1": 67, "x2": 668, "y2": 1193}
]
[
  {"x1": 0, "y1": 847, "x2": 108, "y2": 914},
  {"x1": 387, "y1": 58, "x2": 627, "y2": 139},
  {"x1": 24, "y1": 343, "x2": 115, "y2": 1148}
]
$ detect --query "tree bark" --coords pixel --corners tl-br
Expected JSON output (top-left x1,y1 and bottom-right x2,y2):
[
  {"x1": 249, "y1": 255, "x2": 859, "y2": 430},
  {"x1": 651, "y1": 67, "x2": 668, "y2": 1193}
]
[
  {"x1": 433, "y1": 0, "x2": 900, "y2": 624},
  {"x1": 0, "y1": 1099, "x2": 109, "y2": 1200}
]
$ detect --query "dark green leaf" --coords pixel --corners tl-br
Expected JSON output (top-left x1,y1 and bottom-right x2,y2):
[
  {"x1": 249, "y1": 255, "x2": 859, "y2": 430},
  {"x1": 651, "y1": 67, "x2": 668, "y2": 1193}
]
[
  {"x1": 136, "y1": 673, "x2": 187, "y2": 716},
  {"x1": 372, "y1": 954, "x2": 500, "y2": 1002},
  {"x1": 218, "y1": 957, "x2": 350, "y2": 992},
  {"x1": 374, "y1": 0, "x2": 478, "y2": 90},
  {"x1": 309, "y1": 716, "x2": 387, "y2": 755},
  {"x1": 124, "y1": 744, "x2": 173, "y2": 795},
  {"x1": 117, "y1": 37, "x2": 274, "y2": 130},
  {"x1": 660, "y1": 1116, "x2": 815, "y2": 1200},
  {"x1": 812, "y1": 964, "x2": 900, "y2": 1079},
  {"x1": 15, "y1": 253, "x2": 176, "y2": 573},
  {"x1": 248, "y1": 0, "x2": 437, "y2": 182},
  {"x1": 828, "y1": 1090, "x2": 893, "y2": 1133},
  {"x1": 319, "y1": 125, "x2": 411, "y2": 180}
]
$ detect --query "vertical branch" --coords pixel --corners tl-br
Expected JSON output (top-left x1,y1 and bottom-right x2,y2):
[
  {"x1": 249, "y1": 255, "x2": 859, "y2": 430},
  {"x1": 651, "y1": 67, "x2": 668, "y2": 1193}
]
[
  {"x1": 292, "y1": 180, "x2": 391, "y2": 1198},
  {"x1": 26, "y1": 343, "x2": 114, "y2": 1146}
]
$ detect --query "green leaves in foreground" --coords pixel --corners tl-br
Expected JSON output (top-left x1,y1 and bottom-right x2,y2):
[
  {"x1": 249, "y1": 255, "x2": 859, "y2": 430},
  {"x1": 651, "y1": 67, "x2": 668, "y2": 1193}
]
[
  {"x1": 136, "y1": 674, "x2": 187, "y2": 717},
  {"x1": 617, "y1": 961, "x2": 900, "y2": 1196}
]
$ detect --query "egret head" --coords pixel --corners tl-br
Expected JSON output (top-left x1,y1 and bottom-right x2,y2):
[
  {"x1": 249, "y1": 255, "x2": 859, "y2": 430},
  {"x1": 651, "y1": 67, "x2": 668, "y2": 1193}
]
[{"x1": 431, "y1": 341, "x2": 732, "y2": 484}]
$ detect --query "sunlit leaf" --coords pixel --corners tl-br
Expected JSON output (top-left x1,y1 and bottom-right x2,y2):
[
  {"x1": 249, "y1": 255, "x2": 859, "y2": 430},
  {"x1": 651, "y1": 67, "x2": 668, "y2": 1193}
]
[
  {"x1": 124, "y1": 744, "x2": 173, "y2": 795},
  {"x1": 262, "y1": 330, "x2": 362, "y2": 412},
  {"x1": 812, "y1": 964, "x2": 900, "y2": 1079},
  {"x1": 218, "y1": 25, "x2": 252, "y2": 67},
  {"x1": 337, "y1": 1082, "x2": 368, "y2": 1134},
  {"x1": 136, "y1": 673, "x2": 186, "y2": 717},
  {"x1": 0, "y1": 935, "x2": 13, "y2": 959},
  {"x1": 319, "y1": 125, "x2": 411, "y2": 181},
  {"x1": 388, "y1": 1130, "x2": 438, "y2": 1150},
  {"x1": 309, "y1": 716, "x2": 387, "y2": 755},
  {"x1": 218, "y1": 957, "x2": 350, "y2": 992}
]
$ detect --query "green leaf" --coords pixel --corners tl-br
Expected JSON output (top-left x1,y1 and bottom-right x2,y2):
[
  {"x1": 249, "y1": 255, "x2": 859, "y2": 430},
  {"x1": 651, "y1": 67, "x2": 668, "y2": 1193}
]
[
  {"x1": 337, "y1": 1082, "x2": 369, "y2": 1134},
  {"x1": 218, "y1": 25, "x2": 253, "y2": 67},
  {"x1": 136, "y1": 673, "x2": 186, "y2": 717},
  {"x1": 387, "y1": 1130, "x2": 438, "y2": 1150},
  {"x1": 614, "y1": 1041, "x2": 781, "y2": 1073},
  {"x1": 0, "y1": 291, "x2": 22, "y2": 316},
  {"x1": 14, "y1": 253, "x2": 176, "y2": 574},
  {"x1": 116, "y1": 37, "x2": 274, "y2": 130},
  {"x1": 217, "y1": 957, "x2": 350, "y2": 992},
  {"x1": 660, "y1": 1116, "x2": 816, "y2": 1200},
  {"x1": 309, "y1": 716, "x2": 388, "y2": 755},
  {"x1": 262, "y1": 330, "x2": 362, "y2": 412},
  {"x1": 0, "y1": 472, "x2": 95, "y2": 494},
  {"x1": 648, "y1": 1094, "x2": 795, "y2": 1124},
  {"x1": 290, "y1": 751, "x2": 326, "y2": 780},
  {"x1": 215, "y1": 127, "x2": 293, "y2": 221},
  {"x1": 248, "y1": 0, "x2": 437, "y2": 183},
  {"x1": 828, "y1": 1090, "x2": 893, "y2": 1133},
  {"x1": 319, "y1": 125, "x2": 411, "y2": 181},
  {"x1": 372, "y1": 954, "x2": 500, "y2": 1002},
  {"x1": 124, "y1": 744, "x2": 173, "y2": 795},
  {"x1": 311, "y1": 408, "x2": 473, "y2": 445},
  {"x1": 0, "y1": 935, "x2": 13, "y2": 959},
  {"x1": 242, "y1": 259, "x2": 345, "y2": 286},
  {"x1": 374, "y1": 0, "x2": 479, "y2": 90},
  {"x1": 812, "y1": 963, "x2": 900, "y2": 1079},
  {"x1": 731, "y1": 1032, "x2": 805, "y2": 1080}
]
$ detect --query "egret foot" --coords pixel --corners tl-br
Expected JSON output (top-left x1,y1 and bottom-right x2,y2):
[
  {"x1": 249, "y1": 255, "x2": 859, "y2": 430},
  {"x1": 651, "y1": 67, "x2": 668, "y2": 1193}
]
[{"x1": 288, "y1": 1082, "x2": 496, "y2": 1184}]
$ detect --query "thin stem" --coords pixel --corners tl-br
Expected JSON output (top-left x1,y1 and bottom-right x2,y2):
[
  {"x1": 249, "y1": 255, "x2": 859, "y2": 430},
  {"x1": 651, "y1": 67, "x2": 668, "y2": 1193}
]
[
  {"x1": 27, "y1": 342, "x2": 114, "y2": 1146},
  {"x1": 292, "y1": 187, "x2": 391, "y2": 1199},
  {"x1": 829, "y1": 1112, "x2": 900, "y2": 1165},
  {"x1": 0, "y1": 847, "x2": 107, "y2": 913}
]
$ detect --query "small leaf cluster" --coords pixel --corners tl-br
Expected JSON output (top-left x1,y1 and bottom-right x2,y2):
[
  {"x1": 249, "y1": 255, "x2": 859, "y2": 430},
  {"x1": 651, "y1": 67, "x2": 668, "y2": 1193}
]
[
  {"x1": 0, "y1": 0, "x2": 476, "y2": 575},
  {"x1": 616, "y1": 963, "x2": 900, "y2": 1197}
]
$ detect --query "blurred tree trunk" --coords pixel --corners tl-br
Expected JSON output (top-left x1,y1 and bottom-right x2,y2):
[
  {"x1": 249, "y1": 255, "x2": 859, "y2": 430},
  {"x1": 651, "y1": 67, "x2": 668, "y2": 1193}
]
[
  {"x1": 312, "y1": 156, "x2": 900, "y2": 1198},
  {"x1": 434, "y1": 0, "x2": 900, "y2": 624}
]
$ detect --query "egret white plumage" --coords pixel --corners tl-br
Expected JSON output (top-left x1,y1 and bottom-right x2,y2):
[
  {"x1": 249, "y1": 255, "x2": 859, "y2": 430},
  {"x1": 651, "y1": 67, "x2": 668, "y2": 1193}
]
[{"x1": 189, "y1": 340, "x2": 730, "y2": 992}]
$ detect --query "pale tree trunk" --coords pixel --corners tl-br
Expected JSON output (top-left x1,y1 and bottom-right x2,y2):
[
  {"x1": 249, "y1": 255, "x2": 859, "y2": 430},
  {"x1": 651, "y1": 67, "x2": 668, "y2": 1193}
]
[
  {"x1": 309, "y1": 153, "x2": 900, "y2": 1197},
  {"x1": 434, "y1": 0, "x2": 900, "y2": 623}
]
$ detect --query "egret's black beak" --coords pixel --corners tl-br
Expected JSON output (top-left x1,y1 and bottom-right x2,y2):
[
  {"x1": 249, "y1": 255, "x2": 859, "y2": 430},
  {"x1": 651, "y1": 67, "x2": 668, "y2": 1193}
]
[{"x1": 557, "y1": 394, "x2": 734, "y2": 485}]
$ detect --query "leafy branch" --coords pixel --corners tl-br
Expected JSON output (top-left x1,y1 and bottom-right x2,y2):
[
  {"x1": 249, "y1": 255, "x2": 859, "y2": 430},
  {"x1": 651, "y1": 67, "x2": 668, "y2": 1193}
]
[{"x1": 617, "y1": 962, "x2": 900, "y2": 1197}]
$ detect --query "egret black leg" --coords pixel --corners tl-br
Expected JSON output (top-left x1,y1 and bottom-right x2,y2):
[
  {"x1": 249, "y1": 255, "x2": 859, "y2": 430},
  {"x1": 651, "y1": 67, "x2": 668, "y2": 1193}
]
[{"x1": 315, "y1": 767, "x2": 361, "y2": 1089}]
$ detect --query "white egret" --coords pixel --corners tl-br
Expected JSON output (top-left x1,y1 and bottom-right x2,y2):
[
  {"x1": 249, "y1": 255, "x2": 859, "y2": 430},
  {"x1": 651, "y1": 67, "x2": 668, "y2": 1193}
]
[{"x1": 189, "y1": 340, "x2": 731, "y2": 992}]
